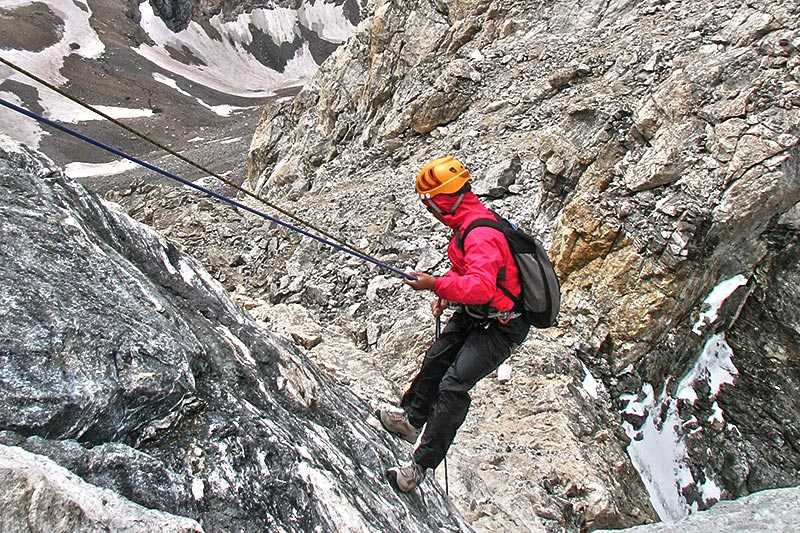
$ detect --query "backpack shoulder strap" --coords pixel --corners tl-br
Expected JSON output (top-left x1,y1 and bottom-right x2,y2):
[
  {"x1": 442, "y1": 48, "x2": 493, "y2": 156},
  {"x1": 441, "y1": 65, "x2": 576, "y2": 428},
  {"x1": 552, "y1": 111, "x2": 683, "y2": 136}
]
[
  {"x1": 456, "y1": 216, "x2": 506, "y2": 251},
  {"x1": 456, "y1": 215, "x2": 522, "y2": 306}
]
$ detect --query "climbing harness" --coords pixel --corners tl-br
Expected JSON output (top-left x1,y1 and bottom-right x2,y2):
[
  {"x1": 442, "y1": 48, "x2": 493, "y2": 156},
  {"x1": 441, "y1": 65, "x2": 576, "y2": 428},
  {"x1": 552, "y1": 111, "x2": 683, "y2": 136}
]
[
  {"x1": 462, "y1": 306, "x2": 521, "y2": 324},
  {"x1": 0, "y1": 56, "x2": 366, "y2": 256},
  {"x1": 0, "y1": 96, "x2": 414, "y2": 281}
]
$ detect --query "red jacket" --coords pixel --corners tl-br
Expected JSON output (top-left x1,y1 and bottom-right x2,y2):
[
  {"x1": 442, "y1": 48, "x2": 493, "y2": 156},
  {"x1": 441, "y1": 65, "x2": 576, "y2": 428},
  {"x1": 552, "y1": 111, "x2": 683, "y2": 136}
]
[{"x1": 431, "y1": 192, "x2": 521, "y2": 312}]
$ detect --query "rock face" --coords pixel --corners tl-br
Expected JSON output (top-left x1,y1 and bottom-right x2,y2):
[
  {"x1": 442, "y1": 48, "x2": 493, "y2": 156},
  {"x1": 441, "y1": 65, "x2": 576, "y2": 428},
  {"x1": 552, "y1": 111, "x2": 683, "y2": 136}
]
[
  {"x1": 595, "y1": 486, "x2": 800, "y2": 533},
  {"x1": 0, "y1": 445, "x2": 202, "y2": 533},
  {"x1": 232, "y1": 0, "x2": 800, "y2": 530},
  {"x1": 0, "y1": 135, "x2": 467, "y2": 532}
]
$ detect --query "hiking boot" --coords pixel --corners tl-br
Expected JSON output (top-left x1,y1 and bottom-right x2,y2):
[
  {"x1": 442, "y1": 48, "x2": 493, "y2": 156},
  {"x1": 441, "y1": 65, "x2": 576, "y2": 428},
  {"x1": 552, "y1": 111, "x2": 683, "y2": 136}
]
[
  {"x1": 386, "y1": 461, "x2": 426, "y2": 493},
  {"x1": 376, "y1": 408, "x2": 421, "y2": 444}
]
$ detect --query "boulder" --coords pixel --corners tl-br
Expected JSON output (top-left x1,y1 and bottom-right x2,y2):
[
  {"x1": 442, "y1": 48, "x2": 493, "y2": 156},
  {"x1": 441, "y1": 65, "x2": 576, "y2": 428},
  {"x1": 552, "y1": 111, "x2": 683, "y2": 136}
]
[
  {"x1": 595, "y1": 487, "x2": 800, "y2": 533},
  {"x1": 0, "y1": 445, "x2": 202, "y2": 533}
]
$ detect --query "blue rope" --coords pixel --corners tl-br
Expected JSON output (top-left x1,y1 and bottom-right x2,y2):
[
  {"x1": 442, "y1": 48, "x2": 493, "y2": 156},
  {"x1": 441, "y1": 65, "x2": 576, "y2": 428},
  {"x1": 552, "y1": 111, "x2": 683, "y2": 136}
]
[{"x1": 0, "y1": 97, "x2": 414, "y2": 281}]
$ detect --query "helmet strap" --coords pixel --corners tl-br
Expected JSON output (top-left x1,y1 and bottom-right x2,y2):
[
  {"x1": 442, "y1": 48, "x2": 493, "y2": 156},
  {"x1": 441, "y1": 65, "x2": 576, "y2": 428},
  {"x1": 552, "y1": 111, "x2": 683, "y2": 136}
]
[
  {"x1": 423, "y1": 192, "x2": 465, "y2": 218},
  {"x1": 448, "y1": 193, "x2": 465, "y2": 215}
]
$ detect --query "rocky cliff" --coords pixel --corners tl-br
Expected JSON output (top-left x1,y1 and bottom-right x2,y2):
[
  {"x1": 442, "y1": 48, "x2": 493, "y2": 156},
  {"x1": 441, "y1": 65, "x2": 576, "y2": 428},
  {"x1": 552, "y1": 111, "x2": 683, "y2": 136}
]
[
  {"x1": 233, "y1": 0, "x2": 799, "y2": 530},
  {"x1": 0, "y1": 135, "x2": 468, "y2": 532}
]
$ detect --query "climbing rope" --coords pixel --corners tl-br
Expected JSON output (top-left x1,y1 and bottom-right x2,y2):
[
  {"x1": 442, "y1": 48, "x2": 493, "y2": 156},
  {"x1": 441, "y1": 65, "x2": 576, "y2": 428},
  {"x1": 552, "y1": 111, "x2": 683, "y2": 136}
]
[
  {"x1": 0, "y1": 96, "x2": 414, "y2": 281},
  {"x1": 436, "y1": 315, "x2": 450, "y2": 498},
  {"x1": 0, "y1": 56, "x2": 366, "y2": 256}
]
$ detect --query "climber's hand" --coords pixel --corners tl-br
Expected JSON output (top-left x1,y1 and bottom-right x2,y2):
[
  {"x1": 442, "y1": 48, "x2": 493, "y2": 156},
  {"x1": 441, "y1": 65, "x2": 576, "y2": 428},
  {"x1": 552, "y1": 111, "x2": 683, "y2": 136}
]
[
  {"x1": 431, "y1": 297, "x2": 449, "y2": 317},
  {"x1": 404, "y1": 272, "x2": 436, "y2": 291}
]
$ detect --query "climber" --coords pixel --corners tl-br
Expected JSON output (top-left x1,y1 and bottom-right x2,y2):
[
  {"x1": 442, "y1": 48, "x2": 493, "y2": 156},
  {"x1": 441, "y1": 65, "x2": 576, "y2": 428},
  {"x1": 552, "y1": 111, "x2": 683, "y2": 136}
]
[{"x1": 380, "y1": 156, "x2": 531, "y2": 493}]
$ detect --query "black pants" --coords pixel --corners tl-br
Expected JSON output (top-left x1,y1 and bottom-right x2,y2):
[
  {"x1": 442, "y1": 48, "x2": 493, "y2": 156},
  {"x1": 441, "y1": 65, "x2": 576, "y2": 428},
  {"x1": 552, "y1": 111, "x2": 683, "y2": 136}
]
[{"x1": 400, "y1": 311, "x2": 530, "y2": 469}]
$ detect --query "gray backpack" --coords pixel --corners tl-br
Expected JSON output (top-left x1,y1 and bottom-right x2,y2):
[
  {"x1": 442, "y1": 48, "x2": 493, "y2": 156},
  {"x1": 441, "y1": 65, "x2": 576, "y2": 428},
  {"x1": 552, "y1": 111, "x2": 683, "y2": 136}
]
[{"x1": 457, "y1": 214, "x2": 560, "y2": 328}]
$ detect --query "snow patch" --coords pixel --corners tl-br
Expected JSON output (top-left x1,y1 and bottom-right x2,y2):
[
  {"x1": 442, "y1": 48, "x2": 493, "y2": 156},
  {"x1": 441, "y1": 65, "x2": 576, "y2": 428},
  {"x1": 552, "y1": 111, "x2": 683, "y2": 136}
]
[
  {"x1": 581, "y1": 362, "x2": 604, "y2": 399},
  {"x1": 619, "y1": 364, "x2": 634, "y2": 375},
  {"x1": 52, "y1": 104, "x2": 153, "y2": 123},
  {"x1": 622, "y1": 384, "x2": 694, "y2": 521},
  {"x1": 0, "y1": 91, "x2": 46, "y2": 147},
  {"x1": 0, "y1": 0, "x2": 104, "y2": 86},
  {"x1": 298, "y1": 0, "x2": 356, "y2": 43},
  {"x1": 250, "y1": 7, "x2": 299, "y2": 44},
  {"x1": 709, "y1": 401, "x2": 725, "y2": 424},
  {"x1": 497, "y1": 362, "x2": 512, "y2": 382},
  {"x1": 623, "y1": 335, "x2": 737, "y2": 524},
  {"x1": 191, "y1": 477, "x2": 204, "y2": 500},
  {"x1": 0, "y1": 1, "x2": 127, "y2": 129},
  {"x1": 692, "y1": 275, "x2": 748, "y2": 334},
  {"x1": 698, "y1": 472, "x2": 722, "y2": 503},
  {"x1": 151, "y1": 73, "x2": 251, "y2": 116},
  {"x1": 677, "y1": 333, "x2": 738, "y2": 403},
  {"x1": 64, "y1": 159, "x2": 139, "y2": 179},
  {"x1": 135, "y1": 1, "x2": 325, "y2": 98}
]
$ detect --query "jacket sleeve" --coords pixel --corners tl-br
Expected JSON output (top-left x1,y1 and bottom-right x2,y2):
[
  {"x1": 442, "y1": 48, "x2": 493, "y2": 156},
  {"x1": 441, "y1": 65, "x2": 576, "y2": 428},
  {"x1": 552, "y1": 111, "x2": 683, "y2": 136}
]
[{"x1": 433, "y1": 228, "x2": 503, "y2": 305}]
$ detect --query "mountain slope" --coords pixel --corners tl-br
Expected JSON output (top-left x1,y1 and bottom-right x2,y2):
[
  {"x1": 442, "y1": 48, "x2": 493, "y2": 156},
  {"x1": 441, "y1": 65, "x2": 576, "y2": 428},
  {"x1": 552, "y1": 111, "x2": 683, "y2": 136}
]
[
  {"x1": 28, "y1": 0, "x2": 797, "y2": 530},
  {"x1": 239, "y1": 0, "x2": 799, "y2": 529},
  {"x1": 0, "y1": 0, "x2": 360, "y2": 189}
]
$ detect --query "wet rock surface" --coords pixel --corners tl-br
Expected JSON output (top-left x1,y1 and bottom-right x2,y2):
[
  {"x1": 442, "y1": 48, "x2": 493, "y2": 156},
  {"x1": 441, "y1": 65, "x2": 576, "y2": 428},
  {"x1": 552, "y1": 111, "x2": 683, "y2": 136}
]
[{"x1": 0, "y1": 136, "x2": 468, "y2": 532}]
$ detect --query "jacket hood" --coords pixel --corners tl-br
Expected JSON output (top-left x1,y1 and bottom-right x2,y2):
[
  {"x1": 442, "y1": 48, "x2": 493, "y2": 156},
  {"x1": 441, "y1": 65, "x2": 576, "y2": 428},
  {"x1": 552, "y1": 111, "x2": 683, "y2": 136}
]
[{"x1": 429, "y1": 192, "x2": 494, "y2": 232}]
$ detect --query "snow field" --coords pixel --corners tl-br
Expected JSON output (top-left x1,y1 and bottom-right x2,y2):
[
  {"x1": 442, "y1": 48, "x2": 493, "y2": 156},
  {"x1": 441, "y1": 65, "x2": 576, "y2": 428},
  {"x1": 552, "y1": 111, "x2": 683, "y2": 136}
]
[
  {"x1": 135, "y1": 1, "x2": 334, "y2": 98},
  {"x1": 0, "y1": 0, "x2": 356, "y2": 147},
  {"x1": 0, "y1": 0, "x2": 105, "y2": 86},
  {"x1": 299, "y1": 0, "x2": 356, "y2": 43},
  {"x1": 622, "y1": 383, "x2": 698, "y2": 521},
  {"x1": 152, "y1": 73, "x2": 253, "y2": 117},
  {"x1": 0, "y1": 0, "x2": 106, "y2": 144},
  {"x1": 0, "y1": 90, "x2": 45, "y2": 147}
]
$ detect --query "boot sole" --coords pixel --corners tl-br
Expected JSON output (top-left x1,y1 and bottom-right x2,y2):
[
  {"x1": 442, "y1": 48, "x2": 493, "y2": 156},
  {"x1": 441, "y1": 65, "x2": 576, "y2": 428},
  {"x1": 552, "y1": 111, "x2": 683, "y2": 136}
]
[
  {"x1": 385, "y1": 468, "x2": 407, "y2": 493},
  {"x1": 374, "y1": 409, "x2": 419, "y2": 444}
]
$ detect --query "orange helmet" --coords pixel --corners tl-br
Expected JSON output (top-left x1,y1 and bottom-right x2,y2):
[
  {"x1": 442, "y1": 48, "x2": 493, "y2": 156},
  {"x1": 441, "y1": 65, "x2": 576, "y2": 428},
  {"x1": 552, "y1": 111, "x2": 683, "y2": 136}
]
[{"x1": 415, "y1": 156, "x2": 471, "y2": 199}]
